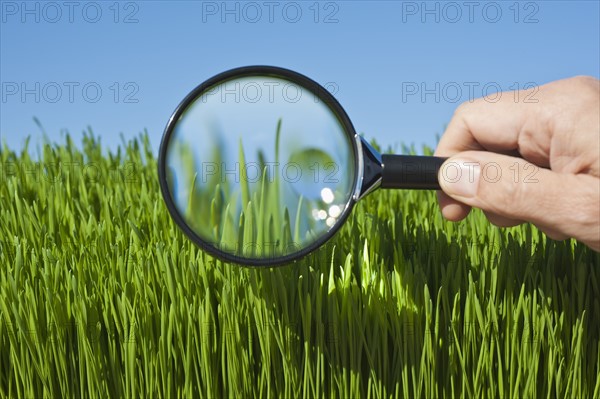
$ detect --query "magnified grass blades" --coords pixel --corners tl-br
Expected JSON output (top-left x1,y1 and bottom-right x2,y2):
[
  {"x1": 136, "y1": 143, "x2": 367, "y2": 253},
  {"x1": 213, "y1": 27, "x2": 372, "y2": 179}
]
[{"x1": 167, "y1": 118, "x2": 353, "y2": 261}]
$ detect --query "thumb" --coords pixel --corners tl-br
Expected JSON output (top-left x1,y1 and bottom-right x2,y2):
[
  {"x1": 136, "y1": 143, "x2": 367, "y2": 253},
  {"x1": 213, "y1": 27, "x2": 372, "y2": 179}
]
[{"x1": 437, "y1": 151, "x2": 600, "y2": 247}]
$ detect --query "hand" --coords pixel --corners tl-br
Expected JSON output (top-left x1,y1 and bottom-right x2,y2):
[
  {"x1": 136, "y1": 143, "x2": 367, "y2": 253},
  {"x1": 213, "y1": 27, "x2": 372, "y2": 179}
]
[{"x1": 435, "y1": 76, "x2": 600, "y2": 252}]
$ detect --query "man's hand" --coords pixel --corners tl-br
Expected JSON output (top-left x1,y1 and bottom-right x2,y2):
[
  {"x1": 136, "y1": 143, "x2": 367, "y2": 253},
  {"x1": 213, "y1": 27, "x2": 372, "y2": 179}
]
[{"x1": 435, "y1": 76, "x2": 600, "y2": 251}]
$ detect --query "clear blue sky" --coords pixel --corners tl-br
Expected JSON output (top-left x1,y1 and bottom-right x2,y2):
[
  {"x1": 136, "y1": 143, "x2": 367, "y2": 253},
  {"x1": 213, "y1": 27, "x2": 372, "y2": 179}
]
[{"x1": 1, "y1": 1, "x2": 599, "y2": 155}]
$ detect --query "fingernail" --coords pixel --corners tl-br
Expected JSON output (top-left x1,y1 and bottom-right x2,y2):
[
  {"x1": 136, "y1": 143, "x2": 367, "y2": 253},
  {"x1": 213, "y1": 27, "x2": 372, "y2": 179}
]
[{"x1": 439, "y1": 159, "x2": 480, "y2": 198}]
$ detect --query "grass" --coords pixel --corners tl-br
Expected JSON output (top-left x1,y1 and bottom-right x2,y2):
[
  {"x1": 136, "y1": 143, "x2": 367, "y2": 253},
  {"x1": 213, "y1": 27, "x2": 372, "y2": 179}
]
[
  {"x1": 169, "y1": 118, "x2": 352, "y2": 261},
  {"x1": 0, "y1": 129, "x2": 599, "y2": 398}
]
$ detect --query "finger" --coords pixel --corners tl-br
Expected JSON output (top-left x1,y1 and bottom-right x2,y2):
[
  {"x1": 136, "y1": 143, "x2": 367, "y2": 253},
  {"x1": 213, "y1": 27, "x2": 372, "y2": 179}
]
[
  {"x1": 437, "y1": 190, "x2": 471, "y2": 221},
  {"x1": 482, "y1": 211, "x2": 523, "y2": 228},
  {"x1": 438, "y1": 151, "x2": 600, "y2": 248},
  {"x1": 533, "y1": 225, "x2": 570, "y2": 241},
  {"x1": 434, "y1": 89, "x2": 550, "y2": 166},
  {"x1": 433, "y1": 88, "x2": 547, "y2": 223}
]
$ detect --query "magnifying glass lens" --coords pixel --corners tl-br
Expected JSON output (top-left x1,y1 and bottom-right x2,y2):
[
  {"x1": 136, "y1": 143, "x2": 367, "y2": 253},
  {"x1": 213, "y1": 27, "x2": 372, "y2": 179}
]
[{"x1": 162, "y1": 72, "x2": 357, "y2": 264}]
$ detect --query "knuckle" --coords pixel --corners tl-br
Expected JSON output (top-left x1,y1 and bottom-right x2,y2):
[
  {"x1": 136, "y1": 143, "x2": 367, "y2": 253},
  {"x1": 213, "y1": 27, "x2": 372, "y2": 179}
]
[
  {"x1": 550, "y1": 75, "x2": 600, "y2": 99},
  {"x1": 569, "y1": 76, "x2": 600, "y2": 102},
  {"x1": 454, "y1": 99, "x2": 477, "y2": 117},
  {"x1": 568, "y1": 75, "x2": 600, "y2": 88}
]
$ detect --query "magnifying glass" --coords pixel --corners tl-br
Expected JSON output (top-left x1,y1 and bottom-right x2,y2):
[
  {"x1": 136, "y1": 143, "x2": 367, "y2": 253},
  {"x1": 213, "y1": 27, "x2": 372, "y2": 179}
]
[{"x1": 158, "y1": 66, "x2": 446, "y2": 266}]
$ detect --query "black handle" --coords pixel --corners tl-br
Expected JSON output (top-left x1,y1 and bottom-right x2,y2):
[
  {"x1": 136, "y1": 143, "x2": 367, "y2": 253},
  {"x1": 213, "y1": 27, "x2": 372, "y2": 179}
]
[{"x1": 380, "y1": 154, "x2": 447, "y2": 190}]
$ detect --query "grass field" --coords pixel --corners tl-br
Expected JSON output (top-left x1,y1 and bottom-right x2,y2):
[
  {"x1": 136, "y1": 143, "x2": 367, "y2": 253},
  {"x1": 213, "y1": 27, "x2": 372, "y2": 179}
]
[{"x1": 1, "y1": 130, "x2": 599, "y2": 398}]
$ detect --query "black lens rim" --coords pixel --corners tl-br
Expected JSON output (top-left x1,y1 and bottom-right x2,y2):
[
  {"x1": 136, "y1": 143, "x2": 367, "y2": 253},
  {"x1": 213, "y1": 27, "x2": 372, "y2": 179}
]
[{"x1": 158, "y1": 65, "x2": 359, "y2": 267}]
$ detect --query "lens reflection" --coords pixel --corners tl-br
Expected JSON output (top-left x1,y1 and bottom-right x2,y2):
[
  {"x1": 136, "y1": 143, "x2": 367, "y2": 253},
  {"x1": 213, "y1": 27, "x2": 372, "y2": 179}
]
[{"x1": 164, "y1": 75, "x2": 355, "y2": 261}]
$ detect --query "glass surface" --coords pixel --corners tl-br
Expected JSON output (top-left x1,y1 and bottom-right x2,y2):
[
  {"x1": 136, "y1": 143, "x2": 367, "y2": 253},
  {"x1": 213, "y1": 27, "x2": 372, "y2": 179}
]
[{"x1": 164, "y1": 76, "x2": 355, "y2": 260}]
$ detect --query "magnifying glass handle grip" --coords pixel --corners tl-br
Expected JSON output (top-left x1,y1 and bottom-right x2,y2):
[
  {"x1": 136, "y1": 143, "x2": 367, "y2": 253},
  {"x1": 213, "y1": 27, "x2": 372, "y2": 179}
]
[{"x1": 380, "y1": 154, "x2": 447, "y2": 190}]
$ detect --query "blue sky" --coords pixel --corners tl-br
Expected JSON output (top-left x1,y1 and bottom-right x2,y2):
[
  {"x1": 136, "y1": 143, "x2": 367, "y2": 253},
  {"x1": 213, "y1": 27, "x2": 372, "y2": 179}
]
[{"x1": 1, "y1": 0, "x2": 599, "y2": 155}]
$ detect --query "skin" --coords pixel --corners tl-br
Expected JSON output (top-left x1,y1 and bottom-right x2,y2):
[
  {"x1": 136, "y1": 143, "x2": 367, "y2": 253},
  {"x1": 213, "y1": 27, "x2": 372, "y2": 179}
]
[{"x1": 435, "y1": 76, "x2": 600, "y2": 252}]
